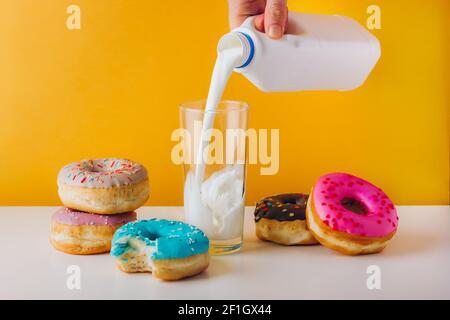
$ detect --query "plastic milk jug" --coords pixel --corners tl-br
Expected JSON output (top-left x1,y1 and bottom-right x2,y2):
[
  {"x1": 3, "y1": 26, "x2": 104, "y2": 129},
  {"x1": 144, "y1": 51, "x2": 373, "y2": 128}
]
[{"x1": 218, "y1": 12, "x2": 381, "y2": 91}]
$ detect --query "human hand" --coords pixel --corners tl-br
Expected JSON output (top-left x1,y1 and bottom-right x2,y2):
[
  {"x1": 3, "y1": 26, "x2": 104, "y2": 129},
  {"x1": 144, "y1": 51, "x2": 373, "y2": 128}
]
[{"x1": 227, "y1": 0, "x2": 288, "y2": 39}]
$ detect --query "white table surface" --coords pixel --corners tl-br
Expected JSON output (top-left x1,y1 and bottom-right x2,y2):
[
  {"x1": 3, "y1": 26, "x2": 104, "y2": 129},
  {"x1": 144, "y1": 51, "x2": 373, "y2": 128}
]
[{"x1": 0, "y1": 206, "x2": 449, "y2": 300}]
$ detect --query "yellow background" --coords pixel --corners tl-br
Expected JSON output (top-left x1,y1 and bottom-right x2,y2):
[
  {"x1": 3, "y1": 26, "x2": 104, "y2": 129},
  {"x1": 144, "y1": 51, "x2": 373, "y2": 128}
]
[{"x1": 0, "y1": 0, "x2": 448, "y2": 206}]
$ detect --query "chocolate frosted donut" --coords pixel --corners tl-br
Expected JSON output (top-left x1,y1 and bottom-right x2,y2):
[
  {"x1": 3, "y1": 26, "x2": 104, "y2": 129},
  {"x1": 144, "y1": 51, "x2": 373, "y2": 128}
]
[
  {"x1": 255, "y1": 194, "x2": 308, "y2": 222},
  {"x1": 254, "y1": 194, "x2": 318, "y2": 245}
]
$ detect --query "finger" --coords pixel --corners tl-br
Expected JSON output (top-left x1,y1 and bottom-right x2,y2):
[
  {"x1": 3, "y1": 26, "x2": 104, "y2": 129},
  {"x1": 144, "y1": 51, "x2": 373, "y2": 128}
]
[
  {"x1": 264, "y1": 0, "x2": 288, "y2": 39},
  {"x1": 229, "y1": 14, "x2": 248, "y2": 29},
  {"x1": 228, "y1": 0, "x2": 265, "y2": 29},
  {"x1": 228, "y1": 0, "x2": 243, "y2": 29},
  {"x1": 254, "y1": 14, "x2": 265, "y2": 32}
]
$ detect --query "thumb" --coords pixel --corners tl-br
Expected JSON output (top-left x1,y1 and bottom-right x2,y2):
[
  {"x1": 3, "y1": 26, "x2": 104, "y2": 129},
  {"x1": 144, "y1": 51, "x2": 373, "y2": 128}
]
[{"x1": 264, "y1": 0, "x2": 288, "y2": 39}]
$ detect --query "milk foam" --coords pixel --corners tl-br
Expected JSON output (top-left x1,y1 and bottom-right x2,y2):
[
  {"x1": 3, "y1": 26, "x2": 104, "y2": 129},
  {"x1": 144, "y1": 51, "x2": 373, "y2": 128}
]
[{"x1": 184, "y1": 166, "x2": 245, "y2": 240}]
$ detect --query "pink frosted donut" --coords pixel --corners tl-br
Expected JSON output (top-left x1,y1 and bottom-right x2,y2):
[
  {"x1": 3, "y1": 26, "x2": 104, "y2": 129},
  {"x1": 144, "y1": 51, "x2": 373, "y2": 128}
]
[
  {"x1": 306, "y1": 172, "x2": 398, "y2": 255},
  {"x1": 57, "y1": 158, "x2": 150, "y2": 214},
  {"x1": 52, "y1": 207, "x2": 137, "y2": 226},
  {"x1": 50, "y1": 207, "x2": 137, "y2": 255}
]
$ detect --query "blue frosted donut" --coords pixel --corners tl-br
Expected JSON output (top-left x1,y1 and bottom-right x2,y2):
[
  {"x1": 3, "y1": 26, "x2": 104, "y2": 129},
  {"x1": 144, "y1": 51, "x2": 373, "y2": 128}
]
[{"x1": 111, "y1": 219, "x2": 210, "y2": 280}]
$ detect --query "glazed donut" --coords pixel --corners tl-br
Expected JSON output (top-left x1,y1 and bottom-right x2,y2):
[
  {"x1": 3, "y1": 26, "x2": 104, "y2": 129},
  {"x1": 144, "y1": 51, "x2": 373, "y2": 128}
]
[
  {"x1": 57, "y1": 158, "x2": 149, "y2": 214},
  {"x1": 255, "y1": 194, "x2": 318, "y2": 245},
  {"x1": 111, "y1": 219, "x2": 210, "y2": 281},
  {"x1": 306, "y1": 172, "x2": 398, "y2": 255},
  {"x1": 50, "y1": 207, "x2": 137, "y2": 255}
]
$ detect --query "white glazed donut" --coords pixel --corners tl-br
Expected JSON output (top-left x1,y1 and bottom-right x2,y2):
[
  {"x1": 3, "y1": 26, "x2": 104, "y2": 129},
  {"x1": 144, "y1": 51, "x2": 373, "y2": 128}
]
[{"x1": 57, "y1": 158, "x2": 149, "y2": 214}]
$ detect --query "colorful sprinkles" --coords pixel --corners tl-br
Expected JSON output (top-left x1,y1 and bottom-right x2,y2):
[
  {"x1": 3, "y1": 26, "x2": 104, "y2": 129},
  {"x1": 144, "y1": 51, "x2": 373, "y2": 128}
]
[
  {"x1": 254, "y1": 194, "x2": 309, "y2": 222},
  {"x1": 57, "y1": 158, "x2": 148, "y2": 188},
  {"x1": 313, "y1": 172, "x2": 398, "y2": 237}
]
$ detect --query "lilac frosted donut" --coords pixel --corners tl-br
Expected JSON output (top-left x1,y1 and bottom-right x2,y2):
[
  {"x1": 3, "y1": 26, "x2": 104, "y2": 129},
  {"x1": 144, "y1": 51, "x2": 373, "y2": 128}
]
[
  {"x1": 57, "y1": 158, "x2": 150, "y2": 214},
  {"x1": 50, "y1": 207, "x2": 137, "y2": 255},
  {"x1": 306, "y1": 172, "x2": 398, "y2": 255}
]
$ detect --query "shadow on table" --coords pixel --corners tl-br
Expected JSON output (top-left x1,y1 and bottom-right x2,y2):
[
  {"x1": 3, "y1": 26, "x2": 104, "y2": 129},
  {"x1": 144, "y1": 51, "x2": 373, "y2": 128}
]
[
  {"x1": 240, "y1": 238, "x2": 269, "y2": 253},
  {"x1": 181, "y1": 258, "x2": 232, "y2": 282},
  {"x1": 383, "y1": 231, "x2": 440, "y2": 256},
  {"x1": 240, "y1": 229, "x2": 440, "y2": 257},
  {"x1": 240, "y1": 237, "x2": 323, "y2": 254},
  {"x1": 184, "y1": 228, "x2": 440, "y2": 282}
]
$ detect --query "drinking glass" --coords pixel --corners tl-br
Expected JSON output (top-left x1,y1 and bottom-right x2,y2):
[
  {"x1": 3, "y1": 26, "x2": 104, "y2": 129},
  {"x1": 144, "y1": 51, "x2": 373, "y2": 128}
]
[{"x1": 179, "y1": 100, "x2": 248, "y2": 255}]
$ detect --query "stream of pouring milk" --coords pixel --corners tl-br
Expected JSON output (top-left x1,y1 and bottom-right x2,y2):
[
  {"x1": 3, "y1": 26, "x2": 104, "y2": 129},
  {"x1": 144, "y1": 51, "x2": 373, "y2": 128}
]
[
  {"x1": 194, "y1": 41, "x2": 242, "y2": 182},
  {"x1": 184, "y1": 37, "x2": 246, "y2": 240}
]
